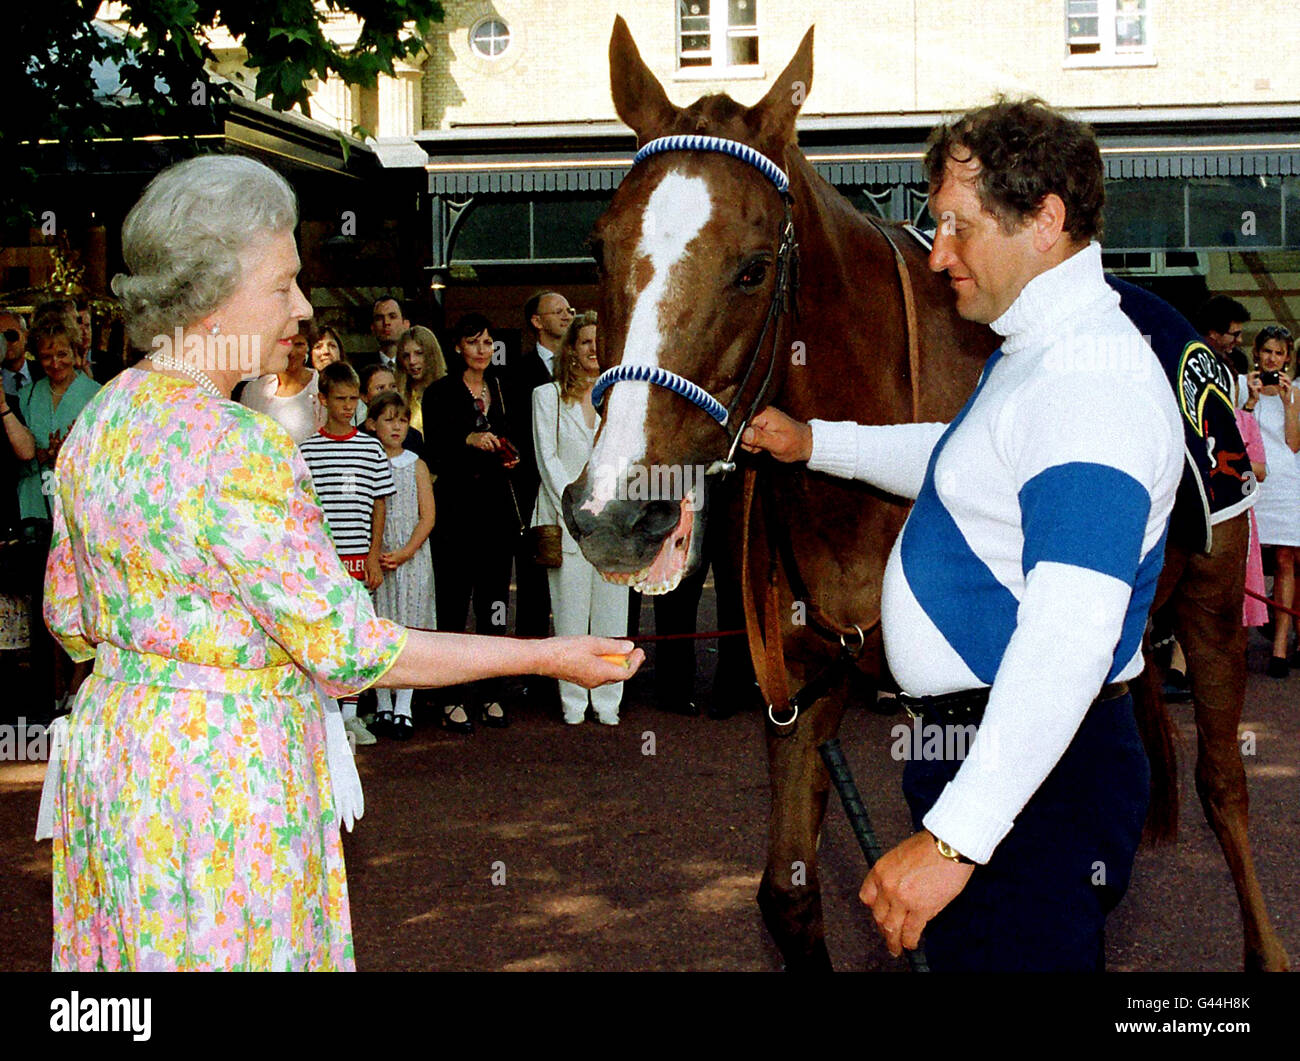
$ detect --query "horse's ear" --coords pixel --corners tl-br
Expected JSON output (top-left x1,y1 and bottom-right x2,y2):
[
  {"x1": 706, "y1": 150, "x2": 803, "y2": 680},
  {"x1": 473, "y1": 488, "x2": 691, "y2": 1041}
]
[
  {"x1": 609, "y1": 15, "x2": 679, "y2": 143},
  {"x1": 746, "y1": 26, "x2": 814, "y2": 156}
]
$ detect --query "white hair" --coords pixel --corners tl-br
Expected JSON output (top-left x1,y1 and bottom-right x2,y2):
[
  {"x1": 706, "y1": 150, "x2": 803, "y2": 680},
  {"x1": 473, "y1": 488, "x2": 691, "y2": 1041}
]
[{"x1": 111, "y1": 154, "x2": 298, "y2": 350}]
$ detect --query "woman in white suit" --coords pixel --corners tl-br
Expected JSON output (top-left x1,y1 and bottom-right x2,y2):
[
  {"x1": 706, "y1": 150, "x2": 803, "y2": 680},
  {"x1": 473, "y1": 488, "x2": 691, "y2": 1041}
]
[{"x1": 532, "y1": 312, "x2": 630, "y2": 724}]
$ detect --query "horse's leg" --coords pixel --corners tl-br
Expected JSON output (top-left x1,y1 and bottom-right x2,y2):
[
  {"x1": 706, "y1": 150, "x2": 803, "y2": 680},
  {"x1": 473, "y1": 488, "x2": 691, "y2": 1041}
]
[
  {"x1": 756, "y1": 688, "x2": 849, "y2": 972},
  {"x1": 1172, "y1": 514, "x2": 1290, "y2": 972}
]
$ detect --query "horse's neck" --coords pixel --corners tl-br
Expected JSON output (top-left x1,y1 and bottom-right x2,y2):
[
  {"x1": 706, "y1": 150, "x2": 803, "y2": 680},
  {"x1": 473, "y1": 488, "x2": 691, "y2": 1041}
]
[{"x1": 778, "y1": 151, "x2": 917, "y2": 426}]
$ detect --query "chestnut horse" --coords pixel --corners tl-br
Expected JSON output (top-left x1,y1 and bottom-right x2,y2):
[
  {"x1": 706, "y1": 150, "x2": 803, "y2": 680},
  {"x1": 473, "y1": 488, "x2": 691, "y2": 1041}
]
[{"x1": 565, "y1": 17, "x2": 1288, "y2": 971}]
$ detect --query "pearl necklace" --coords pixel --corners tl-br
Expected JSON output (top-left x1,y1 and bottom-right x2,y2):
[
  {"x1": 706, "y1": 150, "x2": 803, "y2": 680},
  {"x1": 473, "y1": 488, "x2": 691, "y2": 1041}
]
[{"x1": 151, "y1": 356, "x2": 224, "y2": 398}]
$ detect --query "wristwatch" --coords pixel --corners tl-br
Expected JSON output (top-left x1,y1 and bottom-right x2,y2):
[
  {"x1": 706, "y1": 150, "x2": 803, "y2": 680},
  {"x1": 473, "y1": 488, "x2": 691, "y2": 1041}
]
[{"x1": 930, "y1": 831, "x2": 974, "y2": 865}]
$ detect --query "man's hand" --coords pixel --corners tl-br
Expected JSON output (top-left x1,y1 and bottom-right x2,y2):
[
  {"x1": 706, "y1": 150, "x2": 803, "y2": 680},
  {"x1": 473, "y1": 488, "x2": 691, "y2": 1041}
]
[
  {"x1": 860, "y1": 831, "x2": 974, "y2": 956},
  {"x1": 740, "y1": 407, "x2": 813, "y2": 462}
]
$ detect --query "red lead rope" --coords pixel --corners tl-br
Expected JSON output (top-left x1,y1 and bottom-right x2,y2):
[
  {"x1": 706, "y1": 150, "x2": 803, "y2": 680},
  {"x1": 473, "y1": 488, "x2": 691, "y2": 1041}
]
[{"x1": 1244, "y1": 587, "x2": 1300, "y2": 622}]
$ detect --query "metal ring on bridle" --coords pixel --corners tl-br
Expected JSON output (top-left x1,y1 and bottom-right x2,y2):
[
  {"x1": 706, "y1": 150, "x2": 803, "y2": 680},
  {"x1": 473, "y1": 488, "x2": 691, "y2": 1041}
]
[
  {"x1": 839, "y1": 624, "x2": 866, "y2": 655},
  {"x1": 768, "y1": 702, "x2": 798, "y2": 727}
]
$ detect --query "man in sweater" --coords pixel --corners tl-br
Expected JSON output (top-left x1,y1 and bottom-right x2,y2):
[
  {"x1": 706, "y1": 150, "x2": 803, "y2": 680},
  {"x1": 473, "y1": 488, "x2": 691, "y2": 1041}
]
[{"x1": 743, "y1": 99, "x2": 1182, "y2": 971}]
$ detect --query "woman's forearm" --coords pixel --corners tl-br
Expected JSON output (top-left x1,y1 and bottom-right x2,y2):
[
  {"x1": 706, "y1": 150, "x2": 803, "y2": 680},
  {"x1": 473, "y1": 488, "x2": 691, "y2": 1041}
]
[
  {"x1": 377, "y1": 630, "x2": 641, "y2": 691},
  {"x1": 379, "y1": 630, "x2": 545, "y2": 689}
]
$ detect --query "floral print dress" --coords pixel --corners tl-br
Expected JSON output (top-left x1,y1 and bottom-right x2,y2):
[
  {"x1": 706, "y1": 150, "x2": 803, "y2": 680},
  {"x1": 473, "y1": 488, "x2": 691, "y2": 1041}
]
[{"x1": 43, "y1": 368, "x2": 407, "y2": 971}]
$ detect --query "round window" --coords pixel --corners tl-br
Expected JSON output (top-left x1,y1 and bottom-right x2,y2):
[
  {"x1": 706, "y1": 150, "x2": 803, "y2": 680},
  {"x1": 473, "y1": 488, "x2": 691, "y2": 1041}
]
[{"x1": 469, "y1": 18, "x2": 511, "y2": 59}]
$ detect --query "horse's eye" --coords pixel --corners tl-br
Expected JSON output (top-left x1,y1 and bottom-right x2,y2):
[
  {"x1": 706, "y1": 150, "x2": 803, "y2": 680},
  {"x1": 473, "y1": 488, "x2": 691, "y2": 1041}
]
[{"x1": 736, "y1": 259, "x2": 769, "y2": 291}]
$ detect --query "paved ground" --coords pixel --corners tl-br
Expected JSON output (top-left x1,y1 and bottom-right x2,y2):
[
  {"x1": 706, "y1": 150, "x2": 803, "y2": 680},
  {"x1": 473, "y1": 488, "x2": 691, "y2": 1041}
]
[{"x1": 1, "y1": 589, "x2": 1295, "y2": 972}]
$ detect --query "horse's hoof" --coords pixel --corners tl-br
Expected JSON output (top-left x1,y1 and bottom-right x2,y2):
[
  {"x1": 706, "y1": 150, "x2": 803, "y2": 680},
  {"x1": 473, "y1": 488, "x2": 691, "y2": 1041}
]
[
  {"x1": 781, "y1": 939, "x2": 834, "y2": 973},
  {"x1": 1244, "y1": 944, "x2": 1291, "y2": 973}
]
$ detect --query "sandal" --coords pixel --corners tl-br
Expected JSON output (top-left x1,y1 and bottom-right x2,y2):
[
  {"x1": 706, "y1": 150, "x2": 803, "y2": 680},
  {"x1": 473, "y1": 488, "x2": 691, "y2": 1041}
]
[
  {"x1": 441, "y1": 704, "x2": 474, "y2": 734},
  {"x1": 479, "y1": 701, "x2": 509, "y2": 728}
]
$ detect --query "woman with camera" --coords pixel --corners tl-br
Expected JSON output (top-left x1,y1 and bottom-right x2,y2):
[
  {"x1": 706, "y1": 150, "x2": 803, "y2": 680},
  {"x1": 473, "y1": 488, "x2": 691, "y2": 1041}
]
[
  {"x1": 1241, "y1": 325, "x2": 1300, "y2": 676},
  {"x1": 421, "y1": 313, "x2": 526, "y2": 730}
]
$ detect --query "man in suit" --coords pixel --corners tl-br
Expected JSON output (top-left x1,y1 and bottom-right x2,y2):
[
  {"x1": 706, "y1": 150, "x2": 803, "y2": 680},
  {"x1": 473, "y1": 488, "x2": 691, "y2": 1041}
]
[
  {"x1": 511, "y1": 292, "x2": 574, "y2": 707},
  {"x1": 361, "y1": 295, "x2": 409, "y2": 374},
  {"x1": 1, "y1": 312, "x2": 39, "y2": 397}
]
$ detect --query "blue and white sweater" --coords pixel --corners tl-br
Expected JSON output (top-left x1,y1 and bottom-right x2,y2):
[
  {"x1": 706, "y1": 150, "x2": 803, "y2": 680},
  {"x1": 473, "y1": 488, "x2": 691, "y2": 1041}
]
[{"x1": 808, "y1": 242, "x2": 1182, "y2": 863}]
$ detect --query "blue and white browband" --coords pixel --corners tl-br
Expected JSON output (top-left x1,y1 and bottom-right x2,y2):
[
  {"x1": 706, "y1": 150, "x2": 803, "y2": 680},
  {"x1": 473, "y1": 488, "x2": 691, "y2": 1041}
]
[
  {"x1": 632, "y1": 135, "x2": 791, "y2": 196},
  {"x1": 591, "y1": 363, "x2": 729, "y2": 427}
]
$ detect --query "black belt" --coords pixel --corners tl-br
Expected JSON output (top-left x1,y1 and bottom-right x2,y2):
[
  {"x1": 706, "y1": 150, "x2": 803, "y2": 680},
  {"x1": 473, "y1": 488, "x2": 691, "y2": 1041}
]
[{"x1": 897, "y1": 680, "x2": 1130, "y2": 727}]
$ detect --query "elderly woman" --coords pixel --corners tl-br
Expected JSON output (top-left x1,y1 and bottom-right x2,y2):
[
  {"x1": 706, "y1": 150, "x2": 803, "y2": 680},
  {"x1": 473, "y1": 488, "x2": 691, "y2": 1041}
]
[
  {"x1": 395, "y1": 324, "x2": 446, "y2": 437},
  {"x1": 1241, "y1": 325, "x2": 1300, "y2": 675},
  {"x1": 238, "y1": 325, "x2": 324, "y2": 443},
  {"x1": 531, "y1": 312, "x2": 629, "y2": 725},
  {"x1": 41, "y1": 154, "x2": 640, "y2": 972}
]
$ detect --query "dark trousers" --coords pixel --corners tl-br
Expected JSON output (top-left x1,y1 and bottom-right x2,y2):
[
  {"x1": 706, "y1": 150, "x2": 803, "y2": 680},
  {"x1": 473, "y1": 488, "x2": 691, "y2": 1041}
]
[
  {"x1": 902, "y1": 692, "x2": 1149, "y2": 971},
  {"x1": 433, "y1": 529, "x2": 513, "y2": 705}
]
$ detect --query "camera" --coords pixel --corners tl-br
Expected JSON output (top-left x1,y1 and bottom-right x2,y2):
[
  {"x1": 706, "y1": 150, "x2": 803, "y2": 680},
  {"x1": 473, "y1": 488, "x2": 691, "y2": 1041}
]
[{"x1": 1260, "y1": 370, "x2": 1280, "y2": 386}]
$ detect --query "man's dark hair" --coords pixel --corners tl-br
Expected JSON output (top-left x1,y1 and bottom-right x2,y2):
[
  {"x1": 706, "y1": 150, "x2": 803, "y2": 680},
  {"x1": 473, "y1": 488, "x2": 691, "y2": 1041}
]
[
  {"x1": 924, "y1": 97, "x2": 1105, "y2": 242},
  {"x1": 1198, "y1": 295, "x2": 1251, "y2": 336},
  {"x1": 372, "y1": 294, "x2": 403, "y2": 316},
  {"x1": 319, "y1": 360, "x2": 361, "y2": 395},
  {"x1": 451, "y1": 312, "x2": 493, "y2": 346}
]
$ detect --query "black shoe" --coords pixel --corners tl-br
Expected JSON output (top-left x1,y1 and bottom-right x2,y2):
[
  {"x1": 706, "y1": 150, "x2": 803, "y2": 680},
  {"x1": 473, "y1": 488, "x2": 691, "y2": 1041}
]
[
  {"x1": 441, "y1": 704, "x2": 474, "y2": 734},
  {"x1": 479, "y1": 701, "x2": 509, "y2": 728},
  {"x1": 374, "y1": 710, "x2": 395, "y2": 738},
  {"x1": 1266, "y1": 656, "x2": 1289, "y2": 679},
  {"x1": 657, "y1": 698, "x2": 700, "y2": 717},
  {"x1": 390, "y1": 715, "x2": 413, "y2": 740}
]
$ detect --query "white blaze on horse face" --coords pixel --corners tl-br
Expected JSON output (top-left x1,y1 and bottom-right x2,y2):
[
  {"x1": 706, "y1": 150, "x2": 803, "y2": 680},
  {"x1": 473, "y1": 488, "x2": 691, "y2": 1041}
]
[{"x1": 584, "y1": 172, "x2": 713, "y2": 517}]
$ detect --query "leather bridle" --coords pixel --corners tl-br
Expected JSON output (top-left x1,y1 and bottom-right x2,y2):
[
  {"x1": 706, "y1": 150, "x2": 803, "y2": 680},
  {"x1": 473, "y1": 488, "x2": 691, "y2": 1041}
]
[{"x1": 590, "y1": 134, "x2": 799, "y2": 476}]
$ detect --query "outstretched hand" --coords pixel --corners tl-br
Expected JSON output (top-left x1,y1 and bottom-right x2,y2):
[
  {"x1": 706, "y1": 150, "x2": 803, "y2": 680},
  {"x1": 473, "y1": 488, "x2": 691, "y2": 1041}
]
[
  {"x1": 545, "y1": 636, "x2": 645, "y2": 689},
  {"x1": 740, "y1": 407, "x2": 813, "y2": 463}
]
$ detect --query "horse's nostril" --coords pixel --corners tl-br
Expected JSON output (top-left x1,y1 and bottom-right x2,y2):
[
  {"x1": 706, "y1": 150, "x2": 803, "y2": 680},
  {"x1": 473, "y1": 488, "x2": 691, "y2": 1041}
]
[{"x1": 636, "y1": 500, "x2": 681, "y2": 539}]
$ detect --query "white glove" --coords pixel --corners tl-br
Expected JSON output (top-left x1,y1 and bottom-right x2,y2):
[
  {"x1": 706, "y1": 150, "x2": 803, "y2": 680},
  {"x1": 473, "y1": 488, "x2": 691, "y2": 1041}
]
[
  {"x1": 34, "y1": 715, "x2": 70, "y2": 842},
  {"x1": 321, "y1": 692, "x2": 364, "y2": 833}
]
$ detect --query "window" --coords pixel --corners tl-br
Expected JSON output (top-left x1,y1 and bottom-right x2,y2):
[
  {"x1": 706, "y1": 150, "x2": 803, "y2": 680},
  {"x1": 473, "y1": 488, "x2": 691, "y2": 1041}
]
[
  {"x1": 1066, "y1": 0, "x2": 1151, "y2": 64},
  {"x1": 469, "y1": 18, "x2": 511, "y2": 59},
  {"x1": 677, "y1": 0, "x2": 759, "y2": 71}
]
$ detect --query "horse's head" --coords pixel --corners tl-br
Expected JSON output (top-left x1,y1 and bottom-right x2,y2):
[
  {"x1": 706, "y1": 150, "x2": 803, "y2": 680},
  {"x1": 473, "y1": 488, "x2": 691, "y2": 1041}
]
[{"x1": 563, "y1": 16, "x2": 813, "y2": 594}]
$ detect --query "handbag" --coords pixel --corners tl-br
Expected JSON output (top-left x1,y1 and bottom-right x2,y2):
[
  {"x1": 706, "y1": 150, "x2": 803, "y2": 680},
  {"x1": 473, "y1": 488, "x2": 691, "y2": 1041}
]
[
  {"x1": 525, "y1": 384, "x2": 565, "y2": 568},
  {"x1": 524, "y1": 522, "x2": 563, "y2": 568}
]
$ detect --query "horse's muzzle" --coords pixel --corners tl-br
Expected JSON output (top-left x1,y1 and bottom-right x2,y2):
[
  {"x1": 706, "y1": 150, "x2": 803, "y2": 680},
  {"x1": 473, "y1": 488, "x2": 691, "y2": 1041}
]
[{"x1": 562, "y1": 472, "x2": 683, "y2": 572}]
